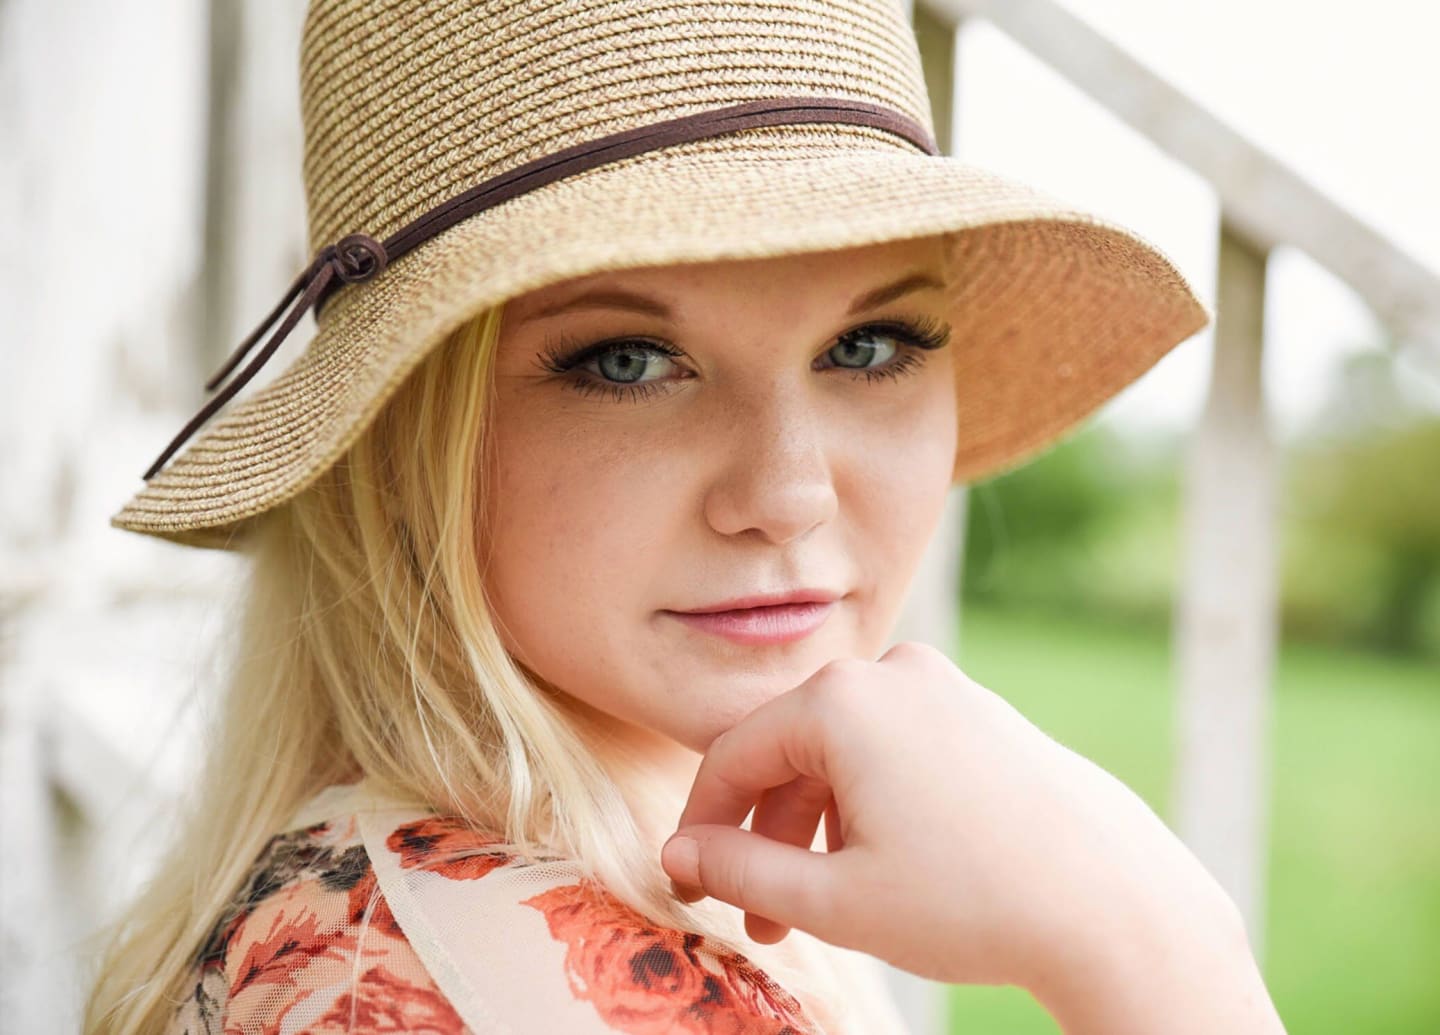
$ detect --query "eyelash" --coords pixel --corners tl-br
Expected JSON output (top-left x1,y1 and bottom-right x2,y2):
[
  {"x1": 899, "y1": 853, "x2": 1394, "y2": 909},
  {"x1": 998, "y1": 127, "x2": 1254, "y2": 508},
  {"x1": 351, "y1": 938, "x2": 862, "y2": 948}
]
[{"x1": 536, "y1": 315, "x2": 952, "y2": 403}]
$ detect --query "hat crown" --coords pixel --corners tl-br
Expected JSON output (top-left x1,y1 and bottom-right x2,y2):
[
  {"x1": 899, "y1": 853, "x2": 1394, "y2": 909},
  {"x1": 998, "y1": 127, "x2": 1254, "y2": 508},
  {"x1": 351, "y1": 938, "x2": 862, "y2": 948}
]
[{"x1": 298, "y1": 0, "x2": 935, "y2": 255}]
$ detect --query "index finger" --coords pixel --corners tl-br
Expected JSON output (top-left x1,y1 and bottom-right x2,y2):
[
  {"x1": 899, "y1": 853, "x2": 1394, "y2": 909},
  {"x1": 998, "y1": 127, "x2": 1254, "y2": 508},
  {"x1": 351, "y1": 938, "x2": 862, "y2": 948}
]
[{"x1": 676, "y1": 682, "x2": 832, "y2": 832}]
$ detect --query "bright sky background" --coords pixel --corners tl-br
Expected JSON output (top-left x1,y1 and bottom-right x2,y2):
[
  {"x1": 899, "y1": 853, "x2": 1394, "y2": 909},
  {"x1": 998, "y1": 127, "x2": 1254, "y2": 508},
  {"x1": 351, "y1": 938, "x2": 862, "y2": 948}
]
[{"x1": 953, "y1": 0, "x2": 1440, "y2": 440}]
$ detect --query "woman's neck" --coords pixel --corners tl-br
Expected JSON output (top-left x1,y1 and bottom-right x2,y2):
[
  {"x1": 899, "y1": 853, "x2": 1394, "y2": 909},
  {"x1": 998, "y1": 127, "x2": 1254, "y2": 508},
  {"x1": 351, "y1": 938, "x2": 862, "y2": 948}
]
[{"x1": 550, "y1": 691, "x2": 706, "y2": 850}]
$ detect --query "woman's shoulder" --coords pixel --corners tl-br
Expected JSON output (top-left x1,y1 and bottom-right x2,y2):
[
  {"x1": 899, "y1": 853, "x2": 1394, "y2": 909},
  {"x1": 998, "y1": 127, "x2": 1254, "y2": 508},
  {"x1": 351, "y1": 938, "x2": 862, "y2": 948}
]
[
  {"x1": 169, "y1": 807, "x2": 469, "y2": 1034},
  {"x1": 171, "y1": 782, "x2": 829, "y2": 1035}
]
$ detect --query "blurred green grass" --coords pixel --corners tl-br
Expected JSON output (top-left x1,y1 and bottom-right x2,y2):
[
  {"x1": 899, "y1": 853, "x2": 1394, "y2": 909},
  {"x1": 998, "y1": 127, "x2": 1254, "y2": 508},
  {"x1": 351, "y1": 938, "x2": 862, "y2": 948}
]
[{"x1": 946, "y1": 603, "x2": 1440, "y2": 1035}]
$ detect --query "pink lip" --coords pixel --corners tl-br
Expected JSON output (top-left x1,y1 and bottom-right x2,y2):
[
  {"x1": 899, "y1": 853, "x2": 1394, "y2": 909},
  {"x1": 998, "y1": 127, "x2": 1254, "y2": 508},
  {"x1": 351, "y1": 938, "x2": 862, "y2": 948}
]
[{"x1": 663, "y1": 593, "x2": 840, "y2": 646}]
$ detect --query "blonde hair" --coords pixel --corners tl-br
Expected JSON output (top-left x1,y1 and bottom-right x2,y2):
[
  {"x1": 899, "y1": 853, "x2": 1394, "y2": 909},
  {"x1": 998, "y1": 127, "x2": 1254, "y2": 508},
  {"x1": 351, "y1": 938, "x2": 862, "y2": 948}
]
[{"x1": 83, "y1": 302, "x2": 848, "y2": 1033}]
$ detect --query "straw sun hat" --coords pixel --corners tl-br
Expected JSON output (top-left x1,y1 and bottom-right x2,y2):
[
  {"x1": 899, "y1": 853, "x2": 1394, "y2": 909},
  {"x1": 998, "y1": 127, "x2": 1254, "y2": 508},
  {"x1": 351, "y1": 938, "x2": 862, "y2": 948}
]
[{"x1": 112, "y1": 0, "x2": 1210, "y2": 550}]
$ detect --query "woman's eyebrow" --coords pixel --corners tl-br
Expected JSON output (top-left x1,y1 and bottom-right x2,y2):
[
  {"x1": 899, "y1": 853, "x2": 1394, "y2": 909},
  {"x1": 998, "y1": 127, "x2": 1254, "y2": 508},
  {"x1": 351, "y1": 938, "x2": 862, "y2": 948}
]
[
  {"x1": 516, "y1": 269, "x2": 945, "y2": 326},
  {"x1": 846, "y1": 270, "x2": 945, "y2": 314},
  {"x1": 521, "y1": 288, "x2": 672, "y2": 324}
]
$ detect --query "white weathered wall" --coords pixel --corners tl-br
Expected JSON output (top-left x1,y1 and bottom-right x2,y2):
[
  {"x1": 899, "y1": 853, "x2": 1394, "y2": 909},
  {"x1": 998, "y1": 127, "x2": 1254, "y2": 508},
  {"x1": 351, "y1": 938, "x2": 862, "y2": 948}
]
[{"x1": 0, "y1": 1, "x2": 304, "y2": 1028}]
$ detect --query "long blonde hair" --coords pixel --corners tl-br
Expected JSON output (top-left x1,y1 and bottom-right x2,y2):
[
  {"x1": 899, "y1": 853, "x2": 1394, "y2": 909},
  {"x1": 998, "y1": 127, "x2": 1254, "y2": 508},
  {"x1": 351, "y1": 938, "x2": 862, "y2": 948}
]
[{"x1": 83, "y1": 302, "x2": 848, "y2": 1033}]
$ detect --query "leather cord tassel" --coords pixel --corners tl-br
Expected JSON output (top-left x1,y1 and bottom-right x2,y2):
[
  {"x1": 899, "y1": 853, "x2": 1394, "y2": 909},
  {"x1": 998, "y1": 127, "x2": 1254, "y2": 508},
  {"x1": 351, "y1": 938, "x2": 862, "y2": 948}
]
[{"x1": 142, "y1": 234, "x2": 387, "y2": 479}]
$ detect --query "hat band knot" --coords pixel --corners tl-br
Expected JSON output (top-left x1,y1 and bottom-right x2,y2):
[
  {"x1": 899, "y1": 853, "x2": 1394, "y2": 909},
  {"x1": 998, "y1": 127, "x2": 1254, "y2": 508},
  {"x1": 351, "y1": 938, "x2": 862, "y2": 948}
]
[
  {"x1": 333, "y1": 233, "x2": 388, "y2": 284},
  {"x1": 141, "y1": 95, "x2": 939, "y2": 481}
]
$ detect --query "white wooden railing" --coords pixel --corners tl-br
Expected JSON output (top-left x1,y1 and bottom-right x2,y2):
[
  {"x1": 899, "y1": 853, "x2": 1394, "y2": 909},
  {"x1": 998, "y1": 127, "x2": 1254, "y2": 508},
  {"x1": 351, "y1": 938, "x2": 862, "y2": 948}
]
[
  {"x1": 3, "y1": 1, "x2": 1437, "y2": 1032},
  {"x1": 892, "y1": 0, "x2": 1440, "y2": 1028}
]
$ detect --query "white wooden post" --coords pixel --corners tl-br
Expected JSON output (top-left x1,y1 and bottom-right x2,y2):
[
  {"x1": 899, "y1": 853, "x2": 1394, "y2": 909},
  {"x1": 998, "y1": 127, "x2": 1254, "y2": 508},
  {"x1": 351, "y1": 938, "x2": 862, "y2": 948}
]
[
  {"x1": 1172, "y1": 222, "x2": 1278, "y2": 957},
  {"x1": 887, "y1": 3, "x2": 967, "y2": 1033}
]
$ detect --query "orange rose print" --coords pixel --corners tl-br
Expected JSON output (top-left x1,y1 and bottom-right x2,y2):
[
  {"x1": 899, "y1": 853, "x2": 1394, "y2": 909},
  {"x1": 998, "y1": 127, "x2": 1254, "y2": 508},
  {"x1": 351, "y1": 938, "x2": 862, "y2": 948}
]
[
  {"x1": 309, "y1": 963, "x2": 467, "y2": 1034},
  {"x1": 346, "y1": 865, "x2": 403, "y2": 935},
  {"x1": 228, "y1": 901, "x2": 359, "y2": 1001},
  {"x1": 522, "y1": 882, "x2": 816, "y2": 1035},
  {"x1": 178, "y1": 818, "x2": 478, "y2": 1035},
  {"x1": 387, "y1": 816, "x2": 514, "y2": 881}
]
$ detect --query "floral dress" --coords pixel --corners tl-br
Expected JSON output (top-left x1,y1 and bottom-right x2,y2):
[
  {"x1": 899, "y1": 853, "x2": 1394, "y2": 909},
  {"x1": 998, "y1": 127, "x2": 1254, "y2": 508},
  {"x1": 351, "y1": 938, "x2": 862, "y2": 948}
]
[{"x1": 166, "y1": 781, "x2": 910, "y2": 1034}]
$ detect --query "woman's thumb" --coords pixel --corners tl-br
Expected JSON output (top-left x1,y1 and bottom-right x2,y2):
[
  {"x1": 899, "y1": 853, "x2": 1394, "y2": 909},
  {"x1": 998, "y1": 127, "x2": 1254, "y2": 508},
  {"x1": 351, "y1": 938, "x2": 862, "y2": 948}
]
[{"x1": 663, "y1": 825, "x2": 835, "y2": 935}]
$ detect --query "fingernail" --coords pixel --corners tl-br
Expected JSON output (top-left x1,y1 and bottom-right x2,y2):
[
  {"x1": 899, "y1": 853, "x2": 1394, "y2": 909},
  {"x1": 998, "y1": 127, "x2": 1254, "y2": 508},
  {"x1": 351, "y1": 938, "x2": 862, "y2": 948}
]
[{"x1": 662, "y1": 835, "x2": 700, "y2": 887}]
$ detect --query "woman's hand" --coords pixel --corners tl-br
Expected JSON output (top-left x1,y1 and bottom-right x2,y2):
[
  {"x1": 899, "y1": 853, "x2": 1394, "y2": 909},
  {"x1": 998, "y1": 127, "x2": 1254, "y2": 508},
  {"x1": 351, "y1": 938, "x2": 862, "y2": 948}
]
[{"x1": 660, "y1": 642, "x2": 1286, "y2": 1032}]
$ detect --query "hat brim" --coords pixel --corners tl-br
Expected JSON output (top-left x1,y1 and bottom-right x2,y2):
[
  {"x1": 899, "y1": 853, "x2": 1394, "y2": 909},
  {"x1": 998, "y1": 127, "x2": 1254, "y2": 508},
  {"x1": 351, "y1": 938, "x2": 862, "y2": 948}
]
[{"x1": 112, "y1": 141, "x2": 1210, "y2": 549}]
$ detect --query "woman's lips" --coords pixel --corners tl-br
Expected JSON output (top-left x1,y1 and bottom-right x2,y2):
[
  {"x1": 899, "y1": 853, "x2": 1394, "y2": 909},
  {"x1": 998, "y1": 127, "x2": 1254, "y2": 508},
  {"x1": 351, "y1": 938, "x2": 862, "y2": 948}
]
[{"x1": 662, "y1": 601, "x2": 836, "y2": 645}]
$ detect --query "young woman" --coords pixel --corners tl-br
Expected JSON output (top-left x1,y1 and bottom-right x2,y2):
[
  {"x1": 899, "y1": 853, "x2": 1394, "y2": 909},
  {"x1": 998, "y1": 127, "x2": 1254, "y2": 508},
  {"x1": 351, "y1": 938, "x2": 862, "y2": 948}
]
[{"x1": 85, "y1": 0, "x2": 1284, "y2": 1032}]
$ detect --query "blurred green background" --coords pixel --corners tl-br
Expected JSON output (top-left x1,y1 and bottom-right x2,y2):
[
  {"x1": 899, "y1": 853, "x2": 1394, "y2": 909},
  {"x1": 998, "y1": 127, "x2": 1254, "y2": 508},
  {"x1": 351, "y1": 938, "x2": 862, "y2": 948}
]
[{"x1": 944, "y1": 350, "x2": 1440, "y2": 1033}]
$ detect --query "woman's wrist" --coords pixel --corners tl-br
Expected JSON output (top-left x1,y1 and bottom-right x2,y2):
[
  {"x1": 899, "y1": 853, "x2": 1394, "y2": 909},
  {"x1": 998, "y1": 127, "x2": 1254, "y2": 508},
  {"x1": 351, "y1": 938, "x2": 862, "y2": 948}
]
[{"x1": 1022, "y1": 888, "x2": 1286, "y2": 1035}]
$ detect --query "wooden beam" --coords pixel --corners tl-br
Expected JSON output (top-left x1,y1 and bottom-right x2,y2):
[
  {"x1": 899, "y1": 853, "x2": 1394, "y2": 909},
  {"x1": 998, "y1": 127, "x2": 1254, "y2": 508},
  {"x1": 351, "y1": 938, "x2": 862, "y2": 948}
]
[
  {"x1": 200, "y1": 0, "x2": 245, "y2": 375},
  {"x1": 1172, "y1": 223, "x2": 1278, "y2": 957},
  {"x1": 920, "y1": 0, "x2": 1440, "y2": 361},
  {"x1": 200, "y1": 0, "x2": 311, "y2": 381}
]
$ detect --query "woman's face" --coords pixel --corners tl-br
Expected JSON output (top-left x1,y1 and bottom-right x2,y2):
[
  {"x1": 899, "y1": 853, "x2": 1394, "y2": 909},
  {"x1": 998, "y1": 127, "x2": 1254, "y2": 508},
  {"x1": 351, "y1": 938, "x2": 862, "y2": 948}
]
[{"x1": 482, "y1": 237, "x2": 958, "y2": 755}]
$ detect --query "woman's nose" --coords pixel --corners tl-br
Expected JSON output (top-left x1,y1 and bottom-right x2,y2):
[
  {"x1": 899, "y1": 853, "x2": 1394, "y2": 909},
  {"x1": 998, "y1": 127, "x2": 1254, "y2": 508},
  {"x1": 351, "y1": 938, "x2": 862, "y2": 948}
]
[{"x1": 701, "y1": 389, "x2": 840, "y2": 544}]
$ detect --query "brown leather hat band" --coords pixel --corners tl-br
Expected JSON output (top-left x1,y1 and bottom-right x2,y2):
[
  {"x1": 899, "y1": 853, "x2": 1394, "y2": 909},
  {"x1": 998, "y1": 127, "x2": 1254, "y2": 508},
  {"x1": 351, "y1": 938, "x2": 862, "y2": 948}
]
[{"x1": 142, "y1": 96, "x2": 939, "y2": 480}]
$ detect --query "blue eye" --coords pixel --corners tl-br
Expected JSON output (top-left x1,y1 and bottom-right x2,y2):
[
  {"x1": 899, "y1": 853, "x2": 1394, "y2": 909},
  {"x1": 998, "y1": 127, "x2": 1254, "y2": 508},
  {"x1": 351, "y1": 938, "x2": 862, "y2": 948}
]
[
  {"x1": 826, "y1": 329, "x2": 900, "y2": 370},
  {"x1": 589, "y1": 345, "x2": 678, "y2": 385},
  {"x1": 537, "y1": 337, "x2": 687, "y2": 403},
  {"x1": 816, "y1": 319, "x2": 951, "y2": 384}
]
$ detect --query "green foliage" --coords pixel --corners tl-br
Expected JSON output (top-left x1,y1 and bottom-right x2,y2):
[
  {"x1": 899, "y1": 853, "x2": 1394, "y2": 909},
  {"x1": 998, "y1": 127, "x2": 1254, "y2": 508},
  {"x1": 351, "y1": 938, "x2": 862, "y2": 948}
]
[
  {"x1": 961, "y1": 392, "x2": 1440, "y2": 658},
  {"x1": 962, "y1": 424, "x2": 1183, "y2": 633},
  {"x1": 1283, "y1": 420, "x2": 1440, "y2": 655}
]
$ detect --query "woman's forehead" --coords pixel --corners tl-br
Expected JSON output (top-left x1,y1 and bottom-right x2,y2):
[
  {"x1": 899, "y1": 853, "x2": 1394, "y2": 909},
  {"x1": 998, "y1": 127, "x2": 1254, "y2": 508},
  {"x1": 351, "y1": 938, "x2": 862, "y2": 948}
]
[{"x1": 504, "y1": 236, "x2": 949, "y2": 325}]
